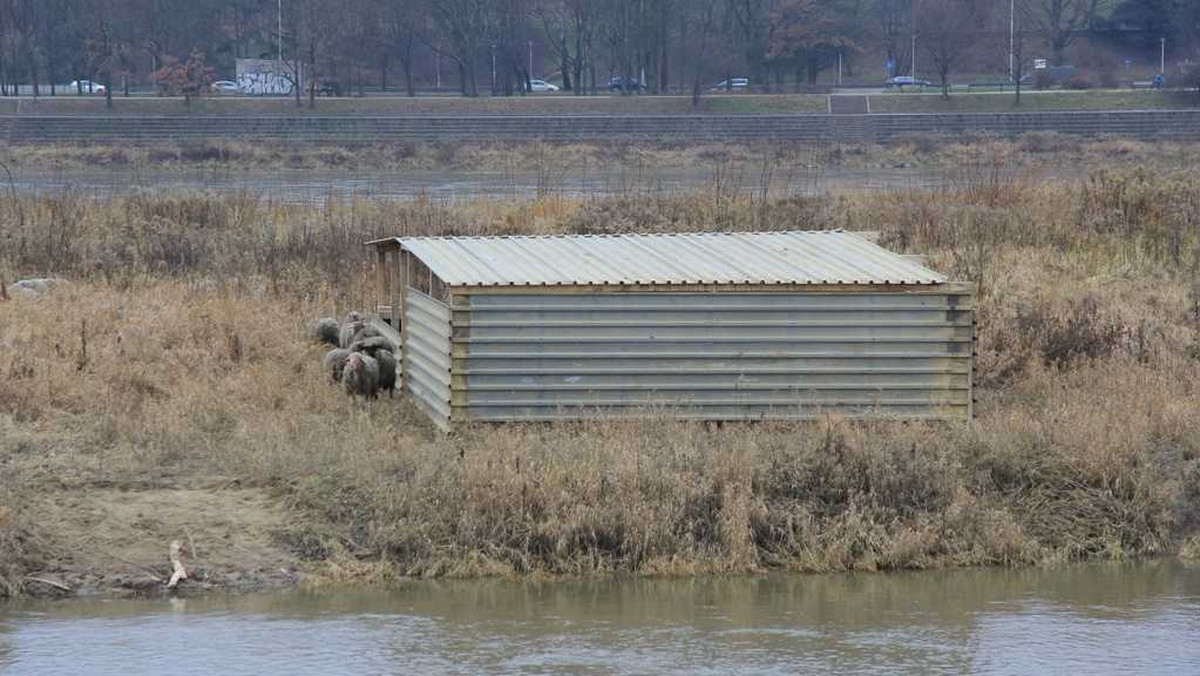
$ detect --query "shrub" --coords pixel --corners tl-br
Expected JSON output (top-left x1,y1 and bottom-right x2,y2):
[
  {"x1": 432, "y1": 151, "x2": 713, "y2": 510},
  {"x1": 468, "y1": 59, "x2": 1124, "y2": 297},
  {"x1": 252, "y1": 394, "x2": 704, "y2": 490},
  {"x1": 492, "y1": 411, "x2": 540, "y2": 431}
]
[{"x1": 1065, "y1": 73, "x2": 1095, "y2": 90}]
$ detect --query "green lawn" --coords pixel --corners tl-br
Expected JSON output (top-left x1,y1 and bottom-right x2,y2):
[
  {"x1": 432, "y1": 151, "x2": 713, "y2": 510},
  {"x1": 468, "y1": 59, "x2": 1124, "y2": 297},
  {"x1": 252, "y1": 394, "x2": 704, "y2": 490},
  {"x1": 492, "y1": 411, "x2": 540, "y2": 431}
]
[
  {"x1": 3, "y1": 88, "x2": 1195, "y2": 117},
  {"x1": 8, "y1": 93, "x2": 826, "y2": 116}
]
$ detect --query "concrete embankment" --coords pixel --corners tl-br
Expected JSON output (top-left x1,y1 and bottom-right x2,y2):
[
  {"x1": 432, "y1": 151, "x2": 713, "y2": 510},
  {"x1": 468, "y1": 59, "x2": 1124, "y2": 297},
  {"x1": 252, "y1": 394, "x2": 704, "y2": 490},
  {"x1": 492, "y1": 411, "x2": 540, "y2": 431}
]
[{"x1": 0, "y1": 109, "x2": 1198, "y2": 145}]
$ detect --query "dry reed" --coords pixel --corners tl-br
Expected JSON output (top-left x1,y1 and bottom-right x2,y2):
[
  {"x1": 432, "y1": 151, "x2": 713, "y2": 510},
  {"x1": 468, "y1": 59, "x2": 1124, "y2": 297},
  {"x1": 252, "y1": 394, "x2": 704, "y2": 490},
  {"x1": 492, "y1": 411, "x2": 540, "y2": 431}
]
[{"x1": 2, "y1": 157, "x2": 1199, "y2": 593}]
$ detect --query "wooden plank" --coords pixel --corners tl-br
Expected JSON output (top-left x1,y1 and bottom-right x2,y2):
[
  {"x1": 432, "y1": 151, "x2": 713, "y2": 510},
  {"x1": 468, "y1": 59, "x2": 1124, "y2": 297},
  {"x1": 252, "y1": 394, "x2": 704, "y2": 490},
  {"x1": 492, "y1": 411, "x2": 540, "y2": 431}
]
[
  {"x1": 375, "y1": 248, "x2": 388, "y2": 315},
  {"x1": 390, "y1": 249, "x2": 402, "y2": 329},
  {"x1": 398, "y1": 250, "x2": 410, "y2": 392}
]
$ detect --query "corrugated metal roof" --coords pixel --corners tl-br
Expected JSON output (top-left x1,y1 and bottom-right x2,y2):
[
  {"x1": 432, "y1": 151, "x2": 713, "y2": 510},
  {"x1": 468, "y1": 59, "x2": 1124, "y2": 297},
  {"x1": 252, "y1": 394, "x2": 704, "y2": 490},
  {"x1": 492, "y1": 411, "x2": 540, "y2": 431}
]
[{"x1": 378, "y1": 230, "x2": 946, "y2": 287}]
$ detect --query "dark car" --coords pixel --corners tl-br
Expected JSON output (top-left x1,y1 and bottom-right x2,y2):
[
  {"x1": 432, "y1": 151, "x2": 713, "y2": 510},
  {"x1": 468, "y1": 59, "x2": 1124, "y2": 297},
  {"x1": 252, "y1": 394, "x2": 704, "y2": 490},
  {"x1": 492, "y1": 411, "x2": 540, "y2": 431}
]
[
  {"x1": 316, "y1": 79, "x2": 342, "y2": 97},
  {"x1": 608, "y1": 76, "x2": 643, "y2": 92}
]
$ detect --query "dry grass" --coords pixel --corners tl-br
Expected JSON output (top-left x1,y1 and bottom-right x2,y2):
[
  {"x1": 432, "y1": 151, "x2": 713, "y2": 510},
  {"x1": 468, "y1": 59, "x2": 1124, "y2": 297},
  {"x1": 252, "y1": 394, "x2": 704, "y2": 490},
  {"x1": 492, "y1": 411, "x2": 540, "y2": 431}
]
[
  {"x1": 2, "y1": 153, "x2": 1200, "y2": 594},
  {"x1": 5, "y1": 135, "x2": 1200, "y2": 174}
]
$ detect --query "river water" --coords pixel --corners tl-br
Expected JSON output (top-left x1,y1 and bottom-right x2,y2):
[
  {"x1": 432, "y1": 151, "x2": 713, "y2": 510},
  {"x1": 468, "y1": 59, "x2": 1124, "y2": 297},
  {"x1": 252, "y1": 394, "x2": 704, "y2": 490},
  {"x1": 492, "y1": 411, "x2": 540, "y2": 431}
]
[
  {"x1": 1, "y1": 561, "x2": 1197, "y2": 675},
  {"x1": 6, "y1": 166, "x2": 1046, "y2": 205}
]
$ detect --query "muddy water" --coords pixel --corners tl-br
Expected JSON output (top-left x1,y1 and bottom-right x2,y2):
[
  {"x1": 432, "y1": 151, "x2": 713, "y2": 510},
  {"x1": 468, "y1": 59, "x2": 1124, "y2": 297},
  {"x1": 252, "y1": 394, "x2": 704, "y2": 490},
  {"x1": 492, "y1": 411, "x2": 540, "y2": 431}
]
[
  {"x1": 1, "y1": 561, "x2": 1198, "y2": 675},
  {"x1": 7, "y1": 165, "x2": 1065, "y2": 205}
]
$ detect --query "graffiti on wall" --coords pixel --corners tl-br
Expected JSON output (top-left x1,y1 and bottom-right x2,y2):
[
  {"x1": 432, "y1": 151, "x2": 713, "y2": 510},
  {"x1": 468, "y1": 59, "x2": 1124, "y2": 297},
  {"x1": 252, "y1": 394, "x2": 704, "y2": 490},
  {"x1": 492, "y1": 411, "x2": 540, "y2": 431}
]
[{"x1": 236, "y1": 59, "x2": 303, "y2": 96}]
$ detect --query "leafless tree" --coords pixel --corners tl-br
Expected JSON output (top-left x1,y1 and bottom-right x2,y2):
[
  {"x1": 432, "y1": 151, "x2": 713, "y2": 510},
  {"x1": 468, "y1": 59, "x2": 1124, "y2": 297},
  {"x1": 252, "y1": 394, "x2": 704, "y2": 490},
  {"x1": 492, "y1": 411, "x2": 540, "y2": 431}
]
[
  {"x1": 920, "y1": 0, "x2": 981, "y2": 98},
  {"x1": 1028, "y1": 0, "x2": 1106, "y2": 66}
]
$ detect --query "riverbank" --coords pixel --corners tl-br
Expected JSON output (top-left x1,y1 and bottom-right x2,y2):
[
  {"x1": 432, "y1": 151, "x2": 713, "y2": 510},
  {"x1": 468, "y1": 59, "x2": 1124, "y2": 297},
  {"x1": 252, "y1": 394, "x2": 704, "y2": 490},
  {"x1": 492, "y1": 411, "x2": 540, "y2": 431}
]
[{"x1": 2, "y1": 163, "x2": 1200, "y2": 598}]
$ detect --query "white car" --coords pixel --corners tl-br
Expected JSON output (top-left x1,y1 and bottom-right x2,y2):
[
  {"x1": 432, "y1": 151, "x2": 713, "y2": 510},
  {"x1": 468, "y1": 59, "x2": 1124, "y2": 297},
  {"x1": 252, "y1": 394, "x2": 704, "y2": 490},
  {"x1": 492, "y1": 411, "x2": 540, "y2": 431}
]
[
  {"x1": 69, "y1": 79, "x2": 106, "y2": 94},
  {"x1": 710, "y1": 77, "x2": 750, "y2": 91},
  {"x1": 528, "y1": 79, "x2": 559, "y2": 92},
  {"x1": 211, "y1": 80, "x2": 241, "y2": 94}
]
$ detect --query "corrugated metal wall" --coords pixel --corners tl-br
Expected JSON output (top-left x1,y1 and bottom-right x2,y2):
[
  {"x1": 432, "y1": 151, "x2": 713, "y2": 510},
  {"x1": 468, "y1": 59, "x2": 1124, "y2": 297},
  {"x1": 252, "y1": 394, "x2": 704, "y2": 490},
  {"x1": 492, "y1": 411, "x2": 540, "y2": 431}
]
[
  {"x1": 404, "y1": 289, "x2": 453, "y2": 431},
  {"x1": 450, "y1": 290, "x2": 974, "y2": 423}
]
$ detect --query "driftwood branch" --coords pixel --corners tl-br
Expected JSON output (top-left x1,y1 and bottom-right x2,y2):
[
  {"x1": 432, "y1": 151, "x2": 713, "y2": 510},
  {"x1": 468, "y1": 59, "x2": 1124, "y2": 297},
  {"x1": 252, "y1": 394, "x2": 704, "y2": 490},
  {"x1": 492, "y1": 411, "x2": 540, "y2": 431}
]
[
  {"x1": 23, "y1": 575, "x2": 72, "y2": 592},
  {"x1": 167, "y1": 539, "x2": 188, "y2": 588}
]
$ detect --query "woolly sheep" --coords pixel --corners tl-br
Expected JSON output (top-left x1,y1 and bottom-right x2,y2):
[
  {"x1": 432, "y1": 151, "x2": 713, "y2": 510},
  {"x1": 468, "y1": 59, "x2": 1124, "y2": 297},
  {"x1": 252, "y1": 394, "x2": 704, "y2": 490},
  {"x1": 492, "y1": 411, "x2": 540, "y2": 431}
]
[
  {"x1": 338, "y1": 311, "x2": 366, "y2": 349},
  {"x1": 322, "y1": 347, "x2": 353, "y2": 384},
  {"x1": 375, "y1": 348, "x2": 397, "y2": 397},
  {"x1": 350, "y1": 324, "x2": 382, "y2": 344},
  {"x1": 349, "y1": 335, "x2": 396, "y2": 356},
  {"x1": 6, "y1": 278, "x2": 68, "y2": 301},
  {"x1": 313, "y1": 317, "x2": 340, "y2": 346},
  {"x1": 341, "y1": 352, "x2": 380, "y2": 399}
]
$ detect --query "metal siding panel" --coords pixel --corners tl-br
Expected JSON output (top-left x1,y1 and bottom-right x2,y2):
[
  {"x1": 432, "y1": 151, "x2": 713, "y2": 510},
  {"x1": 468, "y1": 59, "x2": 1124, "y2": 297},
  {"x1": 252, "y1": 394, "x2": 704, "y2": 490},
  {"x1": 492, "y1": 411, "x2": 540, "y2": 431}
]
[
  {"x1": 407, "y1": 288, "x2": 453, "y2": 321},
  {"x1": 404, "y1": 287, "x2": 452, "y2": 427},
  {"x1": 461, "y1": 292, "x2": 974, "y2": 423},
  {"x1": 464, "y1": 405, "x2": 968, "y2": 422},
  {"x1": 467, "y1": 293, "x2": 970, "y2": 309}
]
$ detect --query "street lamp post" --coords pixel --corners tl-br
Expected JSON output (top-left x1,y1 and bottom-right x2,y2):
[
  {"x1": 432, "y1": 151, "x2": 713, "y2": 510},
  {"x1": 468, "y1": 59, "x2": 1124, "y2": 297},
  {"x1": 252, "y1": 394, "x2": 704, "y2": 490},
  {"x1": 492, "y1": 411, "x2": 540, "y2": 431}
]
[
  {"x1": 1009, "y1": 0, "x2": 1015, "y2": 80},
  {"x1": 1161, "y1": 37, "x2": 1166, "y2": 75},
  {"x1": 278, "y1": 0, "x2": 282, "y2": 62}
]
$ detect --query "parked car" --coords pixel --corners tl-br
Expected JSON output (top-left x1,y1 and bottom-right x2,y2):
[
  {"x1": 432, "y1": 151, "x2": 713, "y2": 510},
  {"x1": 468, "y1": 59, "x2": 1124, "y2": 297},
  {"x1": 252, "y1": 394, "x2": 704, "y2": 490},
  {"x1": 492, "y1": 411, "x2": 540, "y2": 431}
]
[
  {"x1": 710, "y1": 77, "x2": 750, "y2": 92},
  {"x1": 884, "y1": 75, "x2": 933, "y2": 89},
  {"x1": 527, "y1": 79, "x2": 560, "y2": 92},
  {"x1": 608, "y1": 75, "x2": 643, "y2": 92},
  {"x1": 316, "y1": 79, "x2": 342, "y2": 96},
  {"x1": 211, "y1": 80, "x2": 241, "y2": 95},
  {"x1": 69, "y1": 79, "x2": 106, "y2": 94}
]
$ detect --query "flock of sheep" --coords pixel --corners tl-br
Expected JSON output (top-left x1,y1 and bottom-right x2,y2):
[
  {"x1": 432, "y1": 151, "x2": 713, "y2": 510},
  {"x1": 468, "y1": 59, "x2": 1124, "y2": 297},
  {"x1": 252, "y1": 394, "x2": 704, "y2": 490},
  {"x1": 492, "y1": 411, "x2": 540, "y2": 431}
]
[{"x1": 314, "y1": 312, "x2": 398, "y2": 399}]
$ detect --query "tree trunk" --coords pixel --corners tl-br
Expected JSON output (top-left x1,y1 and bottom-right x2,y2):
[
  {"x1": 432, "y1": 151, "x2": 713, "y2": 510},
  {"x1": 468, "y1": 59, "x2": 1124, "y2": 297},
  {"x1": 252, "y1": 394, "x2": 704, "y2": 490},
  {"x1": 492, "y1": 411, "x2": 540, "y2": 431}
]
[
  {"x1": 308, "y1": 41, "x2": 316, "y2": 109},
  {"x1": 30, "y1": 49, "x2": 39, "y2": 98},
  {"x1": 560, "y1": 34, "x2": 572, "y2": 91}
]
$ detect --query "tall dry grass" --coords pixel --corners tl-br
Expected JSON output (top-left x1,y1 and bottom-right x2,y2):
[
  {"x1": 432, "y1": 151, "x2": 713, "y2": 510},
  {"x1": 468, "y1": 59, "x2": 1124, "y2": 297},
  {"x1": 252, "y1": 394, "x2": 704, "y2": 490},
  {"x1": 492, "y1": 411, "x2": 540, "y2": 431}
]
[
  {"x1": 4, "y1": 135, "x2": 1200, "y2": 174},
  {"x1": 2, "y1": 157, "x2": 1200, "y2": 593}
]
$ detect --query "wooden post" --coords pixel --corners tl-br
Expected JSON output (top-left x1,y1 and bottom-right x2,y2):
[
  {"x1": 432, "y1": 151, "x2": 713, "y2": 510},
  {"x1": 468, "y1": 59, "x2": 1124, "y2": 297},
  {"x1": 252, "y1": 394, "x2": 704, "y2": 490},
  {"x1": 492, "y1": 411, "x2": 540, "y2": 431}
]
[
  {"x1": 398, "y1": 250, "x2": 410, "y2": 392},
  {"x1": 375, "y1": 247, "x2": 388, "y2": 318},
  {"x1": 391, "y1": 249, "x2": 401, "y2": 329}
]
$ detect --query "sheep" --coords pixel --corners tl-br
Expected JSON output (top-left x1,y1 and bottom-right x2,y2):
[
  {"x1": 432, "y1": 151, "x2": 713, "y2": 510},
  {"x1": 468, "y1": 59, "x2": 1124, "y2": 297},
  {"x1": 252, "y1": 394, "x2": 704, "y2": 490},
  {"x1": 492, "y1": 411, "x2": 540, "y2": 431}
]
[
  {"x1": 313, "y1": 317, "x2": 340, "y2": 346},
  {"x1": 375, "y1": 348, "x2": 397, "y2": 397},
  {"x1": 338, "y1": 311, "x2": 366, "y2": 349},
  {"x1": 340, "y1": 352, "x2": 380, "y2": 399},
  {"x1": 6, "y1": 278, "x2": 69, "y2": 301},
  {"x1": 350, "y1": 324, "x2": 382, "y2": 344},
  {"x1": 322, "y1": 347, "x2": 353, "y2": 384},
  {"x1": 349, "y1": 335, "x2": 396, "y2": 356}
]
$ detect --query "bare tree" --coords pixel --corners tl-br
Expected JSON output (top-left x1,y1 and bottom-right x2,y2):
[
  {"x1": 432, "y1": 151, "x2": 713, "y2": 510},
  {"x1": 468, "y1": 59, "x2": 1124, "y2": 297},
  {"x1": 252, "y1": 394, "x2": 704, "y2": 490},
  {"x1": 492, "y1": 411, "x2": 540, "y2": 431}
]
[
  {"x1": 921, "y1": 0, "x2": 980, "y2": 98},
  {"x1": 428, "y1": 0, "x2": 488, "y2": 96},
  {"x1": 1011, "y1": 0, "x2": 1030, "y2": 105},
  {"x1": 875, "y1": 0, "x2": 912, "y2": 78},
  {"x1": 1028, "y1": 0, "x2": 1105, "y2": 66}
]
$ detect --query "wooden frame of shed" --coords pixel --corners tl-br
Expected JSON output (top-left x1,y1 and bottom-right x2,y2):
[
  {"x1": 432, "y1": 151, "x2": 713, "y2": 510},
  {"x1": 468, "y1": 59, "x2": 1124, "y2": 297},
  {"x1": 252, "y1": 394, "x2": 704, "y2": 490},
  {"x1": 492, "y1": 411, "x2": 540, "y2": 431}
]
[{"x1": 368, "y1": 231, "x2": 975, "y2": 432}]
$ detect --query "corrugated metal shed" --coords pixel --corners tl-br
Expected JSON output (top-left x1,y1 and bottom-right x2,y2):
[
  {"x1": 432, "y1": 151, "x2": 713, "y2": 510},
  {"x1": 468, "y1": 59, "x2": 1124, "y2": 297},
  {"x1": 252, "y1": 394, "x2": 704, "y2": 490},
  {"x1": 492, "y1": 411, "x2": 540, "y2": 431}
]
[
  {"x1": 370, "y1": 230, "x2": 946, "y2": 287},
  {"x1": 368, "y1": 230, "x2": 974, "y2": 430}
]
